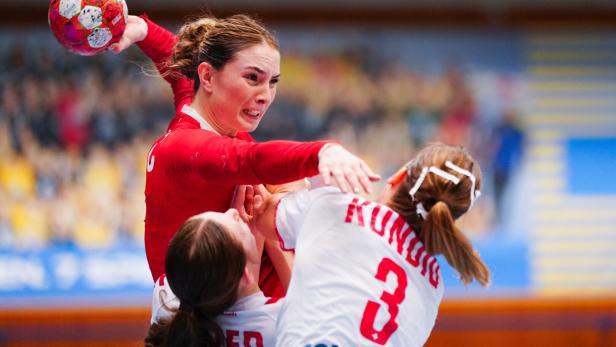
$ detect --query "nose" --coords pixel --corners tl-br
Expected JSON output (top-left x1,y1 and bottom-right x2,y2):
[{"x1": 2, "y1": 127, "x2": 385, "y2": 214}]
[{"x1": 255, "y1": 84, "x2": 274, "y2": 105}]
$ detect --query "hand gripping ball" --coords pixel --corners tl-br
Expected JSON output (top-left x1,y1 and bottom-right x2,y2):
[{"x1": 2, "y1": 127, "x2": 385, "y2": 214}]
[{"x1": 48, "y1": 0, "x2": 128, "y2": 56}]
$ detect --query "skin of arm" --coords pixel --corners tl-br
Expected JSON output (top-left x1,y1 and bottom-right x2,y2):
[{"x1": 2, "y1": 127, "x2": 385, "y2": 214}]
[
  {"x1": 263, "y1": 239, "x2": 293, "y2": 292},
  {"x1": 233, "y1": 185, "x2": 291, "y2": 291},
  {"x1": 258, "y1": 181, "x2": 306, "y2": 292}
]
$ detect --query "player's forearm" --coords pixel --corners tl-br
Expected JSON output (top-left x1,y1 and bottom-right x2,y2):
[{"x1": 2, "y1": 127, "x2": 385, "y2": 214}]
[
  {"x1": 192, "y1": 137, "x2": 329, "y2": 185},
  {"x1": 263, "y1": 240, "x2": 293, "y2": 292},
  {"x1": 266, "y1": 179, "x2": 310, "y2": 195},
  {"x1": 137, "y1": 15, "x2": 177, "y2": 73},
  {"x1": 136, "y1": 15, "x2": 194, "y2": 110}
]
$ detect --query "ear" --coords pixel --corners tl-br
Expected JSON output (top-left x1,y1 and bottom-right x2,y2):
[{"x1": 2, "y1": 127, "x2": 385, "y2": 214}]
[
  {"x1": 387, "y1": 165, "x2": 408, "y2": 188},
  {"x1": 197, "y1": 62, "x2": 215, "y2": 93},
  {"x1": 239, "y1": 266, "x2": 254, "y2": 288},
  {"x1": 376, "y1": 165, "x2": 407, "y2": 204}
]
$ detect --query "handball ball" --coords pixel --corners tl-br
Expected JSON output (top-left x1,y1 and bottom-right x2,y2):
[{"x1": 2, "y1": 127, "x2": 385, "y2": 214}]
[{"x1": 48, "y1": 0, "x2": 128, "y2": 56}]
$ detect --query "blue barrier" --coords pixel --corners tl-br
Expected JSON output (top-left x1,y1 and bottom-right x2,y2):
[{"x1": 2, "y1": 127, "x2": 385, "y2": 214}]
[
  {"x1": 0, "y1": 245, "x2": 153, "y2": 307},
  {"x1": 0, "y1": 236, "x2": 530, "y2": 307}
]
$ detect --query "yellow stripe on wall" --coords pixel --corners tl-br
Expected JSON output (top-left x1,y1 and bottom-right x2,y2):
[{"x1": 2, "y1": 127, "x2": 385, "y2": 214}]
[
  {"x1": 529, "y1": 81, "x2": 616, "y2": 92},
  {"x1": 529, "y1": 51, "x2": 616, "y2": 61},
  {"x1": 528, "y1": 129, "x2": 563, "y2": 141},
  {"x1": 528, "y1": 144, "x2": 563, "y2": 158},
  {"x1": 529, "y1": 35, "x2": 616, "y2": 45},
  {"x1": 527, "y1": 114, "x2": 616, "y2": 125},
  {"x1": 536, "y1": 286, "x2": 616, "y2": 297},
  {"x1": 530, "y1": 66, "x2": 616, "y2": 77},
  {"x1": 530, "y1": 177, "x2": 565, "y2": 191},
  {"x1": 529, "y1": 161, "x2": 563, "y2": 175},
  {"x1": 535, "y1": 225, "x2": 616, "y2": 237},
  {"x1": 534, "y1": 256, "x2": 616, "y2": 268},
  {"x1": 533, "y1": 98, "x2": 616, "y2": 108},
  {"x1": 534, "y1": 241, "x2": 616, "y2": 253}
]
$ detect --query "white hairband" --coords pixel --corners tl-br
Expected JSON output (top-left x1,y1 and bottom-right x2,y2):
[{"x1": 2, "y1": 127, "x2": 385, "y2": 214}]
[
  {"x1": 444, "y1": 160, "x2": 481, "y2": 209},
  {"x1": 408, "y1": 160, "x2": 481, "y2": 218}
]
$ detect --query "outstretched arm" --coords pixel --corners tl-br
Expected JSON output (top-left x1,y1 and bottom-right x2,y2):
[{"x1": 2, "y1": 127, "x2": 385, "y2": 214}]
[{"x1": 159, "y1": 130, "x2": 379, "y2": 194}]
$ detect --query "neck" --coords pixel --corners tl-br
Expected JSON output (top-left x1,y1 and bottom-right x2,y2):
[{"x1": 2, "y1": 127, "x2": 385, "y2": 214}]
[
  {"x1": 237, "y1": 282, "x2": 260, "y2": 299},
  {"x1": 191, "y1": 91, "x2": 237, "y2": 137},
  {"x1": 237, "y1": 261, "x2": 261, "y2": 299}
]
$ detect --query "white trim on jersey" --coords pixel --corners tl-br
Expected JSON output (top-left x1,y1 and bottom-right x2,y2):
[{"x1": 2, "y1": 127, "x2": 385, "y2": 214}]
[{"x1": 181, "y1": 104, "x2": 220, "y2": 134}]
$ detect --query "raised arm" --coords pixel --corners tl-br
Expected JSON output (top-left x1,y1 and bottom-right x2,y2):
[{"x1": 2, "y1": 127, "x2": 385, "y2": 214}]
[{"x1": 110, "y1": 15, "x2": 193, "y2": 111}]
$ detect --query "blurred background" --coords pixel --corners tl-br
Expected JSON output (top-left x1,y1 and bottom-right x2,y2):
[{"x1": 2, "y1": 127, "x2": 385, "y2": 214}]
[{"x1": 1, "y1": 0, "x2": 616, "y2": 346}]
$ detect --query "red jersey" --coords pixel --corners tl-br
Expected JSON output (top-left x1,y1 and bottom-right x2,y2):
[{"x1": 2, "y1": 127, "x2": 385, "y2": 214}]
[{"x1": 138, "y1": 17, "x2": 329, "y2": 297}]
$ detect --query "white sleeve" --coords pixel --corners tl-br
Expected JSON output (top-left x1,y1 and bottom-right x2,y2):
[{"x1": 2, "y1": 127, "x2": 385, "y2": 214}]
[
  {"x1": 151, "y1": 275, "x2": 179, "y2": 325},
  {"x1": 275, "y1": 189, "x2": 314, "y2": 250},
  {"x1": 275, "y1": 187, "x2": 340, "y2": 250}
]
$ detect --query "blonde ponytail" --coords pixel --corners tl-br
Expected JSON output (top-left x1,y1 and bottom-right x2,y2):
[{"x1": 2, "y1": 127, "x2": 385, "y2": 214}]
[{"x1": 422, "y1": 202, "x2": 490, "y2": 287}]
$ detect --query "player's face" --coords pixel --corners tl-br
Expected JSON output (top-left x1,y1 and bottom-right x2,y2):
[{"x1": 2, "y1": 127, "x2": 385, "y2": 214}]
[
  {"x1": 208, "y1": 42, "x2": 280, "y2": 135},
  {"x1": 195, "y1": 210, "x2": 260, "y2": 264}
]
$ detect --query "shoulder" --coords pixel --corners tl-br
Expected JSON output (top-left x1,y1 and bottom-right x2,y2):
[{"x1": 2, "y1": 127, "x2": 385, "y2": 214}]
[
  {"x1": 260, "y1": 297, "x2": 284, "y2": 320},
  {"x1": 282, "y1": 186, "x2": 343, "y2": 204}
]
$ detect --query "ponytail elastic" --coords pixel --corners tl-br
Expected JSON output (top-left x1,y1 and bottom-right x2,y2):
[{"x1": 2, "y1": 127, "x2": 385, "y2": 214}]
[{"x1": 408, "y1": 161, "x2": 481, "y2": 212}]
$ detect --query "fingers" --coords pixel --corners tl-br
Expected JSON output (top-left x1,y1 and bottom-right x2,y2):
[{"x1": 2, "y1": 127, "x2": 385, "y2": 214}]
[
  {"x1": 253, "y1": 194, "x2": 264, "y2": 211},
  {"x1": 252, "y1": 184, "x2": 269, "y2": 212},
  {"x1": 231, "y1": 185, "x2": 249, "y2": 221},
  {"x1": 320, "y1": 162, "x2": 380, "y2": 195},
  {"x1": 331, "y1": 168, "x2": 350, "y2": 193},
  {"x1": 318, "y1": 144, "x2": 382, "y2": 195},
  {"x1": 231, "y1": 185, "x2": 245, "y2": 209},
  {"x1": 108, "y1": 15, "x2": 148, "y2": 54},
  {"x1": 319, "y1": 166, "x2": 332, "y2": 186},
  {"x1": 107, "y1": 39, "x2": 128, "y2": 54},
  {"x1": 253, "y1": 184, "x2": 269, "y2": 197},
  {"x1": 362, "y1": 162, "x2": 382, "y2": 182},
  {"x1": 243, "y1": 185, "x2": 255, "y2": 219},
  {"x1": 107, "y1": 43, "x2": 120, "y2": 53}
]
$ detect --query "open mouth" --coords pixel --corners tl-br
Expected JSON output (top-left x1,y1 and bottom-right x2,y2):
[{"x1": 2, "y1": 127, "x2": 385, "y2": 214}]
[{"x1": 242, "y1": 109, "x2": 261, "y2": 119}]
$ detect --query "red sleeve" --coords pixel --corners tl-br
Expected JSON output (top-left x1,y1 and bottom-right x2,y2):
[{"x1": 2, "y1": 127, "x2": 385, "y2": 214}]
[
  {"x1": 160, "y1": 130, "x2": 333, "y2": 184},
  {"x1": 136, "y1": 15, "x2": 193, "y2": 112}
]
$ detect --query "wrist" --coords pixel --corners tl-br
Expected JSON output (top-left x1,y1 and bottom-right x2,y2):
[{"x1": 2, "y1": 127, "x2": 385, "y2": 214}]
[
  {"x1": 318, "y1": 143, "x2": 341, "y2": 162},
  {"x1": 136, "y1": 16, "x2": 149, "y2": 42}
]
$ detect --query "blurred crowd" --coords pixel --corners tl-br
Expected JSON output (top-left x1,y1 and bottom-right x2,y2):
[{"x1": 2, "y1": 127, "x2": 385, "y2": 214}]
[{"x1": 0, "y1": 31, "x2": 523, "y2": 250}]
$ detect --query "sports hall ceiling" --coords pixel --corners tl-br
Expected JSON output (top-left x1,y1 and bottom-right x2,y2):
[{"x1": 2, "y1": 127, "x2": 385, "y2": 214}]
[{"x1": 2, "y1": 0, "x2": 616, "y2": 26}]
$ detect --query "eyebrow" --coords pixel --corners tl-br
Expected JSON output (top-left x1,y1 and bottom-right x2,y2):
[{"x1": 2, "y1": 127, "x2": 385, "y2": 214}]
[{"x1": 246, "y1": 66, "x2": 281, "y2": 79}]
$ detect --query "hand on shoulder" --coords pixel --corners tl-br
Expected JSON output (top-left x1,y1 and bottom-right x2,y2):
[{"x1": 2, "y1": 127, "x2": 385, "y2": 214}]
[{"x1": 318, "y1": 144, "x2": 381, "y2": 195}]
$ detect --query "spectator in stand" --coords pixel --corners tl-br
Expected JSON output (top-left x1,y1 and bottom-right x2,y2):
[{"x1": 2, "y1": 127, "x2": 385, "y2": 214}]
[{"x1": 491, "y1": 108, "x2": 524, "y2": 224}]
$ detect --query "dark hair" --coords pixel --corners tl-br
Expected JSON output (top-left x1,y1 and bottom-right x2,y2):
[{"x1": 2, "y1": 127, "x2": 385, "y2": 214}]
[
  {"x1": 169, "y1": 14, "x2": 278, "y2": 91},
  {"x1": 145, "y1": 217, "x2": 247, "y2": 347},
  {"x1": 389, "y1": 143, "x2": 490, "y2": 287}
]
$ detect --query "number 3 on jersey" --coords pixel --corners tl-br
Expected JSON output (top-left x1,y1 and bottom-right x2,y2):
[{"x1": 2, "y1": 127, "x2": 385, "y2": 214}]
[{"x1": 359, "y1": 258, "x2": 408, "y2": 345}]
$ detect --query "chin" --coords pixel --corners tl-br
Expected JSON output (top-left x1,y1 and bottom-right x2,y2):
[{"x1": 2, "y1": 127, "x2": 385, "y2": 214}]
[{"x1": 241, "y1": 121, "x2": 261, "y2": 133}]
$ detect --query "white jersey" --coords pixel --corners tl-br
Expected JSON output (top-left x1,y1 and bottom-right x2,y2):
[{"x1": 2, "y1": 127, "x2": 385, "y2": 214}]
[
  {"x1": 274, "y1": 187, "x2": 444, "y2": 347},
  {"x1": 151, "y1": 275, "x2": 282, "y2": 347}
]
